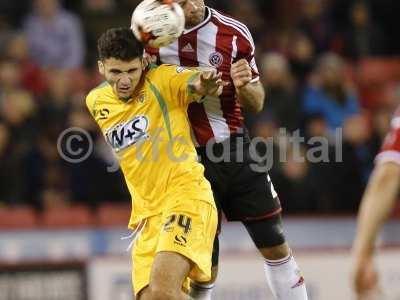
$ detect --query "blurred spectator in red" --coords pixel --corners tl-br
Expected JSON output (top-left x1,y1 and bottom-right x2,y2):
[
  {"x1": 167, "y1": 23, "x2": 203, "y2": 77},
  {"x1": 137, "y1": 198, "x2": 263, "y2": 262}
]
[
  {"x1": 341, "y1": 1, "x2": 386, "y2": 60},
  {"x1": 0, "y1": 59, "x2": 38, "y2": 148},
  {"x1": 3, "y1": 33, "x2": 46, "y2": 96},
  {"x1": 23, "y1": 0, "x2": 85, "y2": 69},
  {"x1": 303, "y1": 53, "x2": 360, "y2": 133}
]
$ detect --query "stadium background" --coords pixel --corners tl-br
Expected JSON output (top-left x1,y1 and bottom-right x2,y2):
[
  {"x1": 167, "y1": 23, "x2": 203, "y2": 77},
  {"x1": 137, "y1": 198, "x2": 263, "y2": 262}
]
[{"x1": 0, "y1": 0, "x2": 400, "y2": 299}]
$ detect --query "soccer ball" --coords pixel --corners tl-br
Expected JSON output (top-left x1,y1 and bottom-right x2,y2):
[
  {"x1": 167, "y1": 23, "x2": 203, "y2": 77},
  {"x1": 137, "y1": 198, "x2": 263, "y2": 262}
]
[{"x1": 131, "y1": 0, "x2": 185, "y2": 48}]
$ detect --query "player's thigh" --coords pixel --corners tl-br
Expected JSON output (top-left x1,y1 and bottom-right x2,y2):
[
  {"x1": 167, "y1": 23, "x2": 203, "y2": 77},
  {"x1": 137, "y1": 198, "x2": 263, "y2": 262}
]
[
  {"x1": 137, "y1": 252, "x2": 192, "y2": 299},
  {"x1": 149, "y1": 251, "x2": 191, "y2": 291},
  {"x1": 159, "y1": 199, "x2": 217, "y2": 283},
  {"x1": 226, "y1": 146, "x2": 282, "y2": 221}
]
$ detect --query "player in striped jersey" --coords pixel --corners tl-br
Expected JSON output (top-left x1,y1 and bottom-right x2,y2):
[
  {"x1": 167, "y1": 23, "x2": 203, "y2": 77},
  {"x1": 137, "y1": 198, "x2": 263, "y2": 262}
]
[
  {"x1": 146, "y1": 1, "x2": 308, "y2": 299},
  {"x1": 352, "y1": 106, "x2": 400, "y2": 299}
]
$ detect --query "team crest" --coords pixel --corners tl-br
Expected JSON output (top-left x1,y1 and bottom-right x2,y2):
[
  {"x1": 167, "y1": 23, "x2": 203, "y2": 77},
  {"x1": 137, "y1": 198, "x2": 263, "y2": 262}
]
[
  {"x1": 209, "y1": 52, "x2": 223, "y2": 67},
  {"x1": 105, "y1": 115, "x2": 149, "y2": 152}
]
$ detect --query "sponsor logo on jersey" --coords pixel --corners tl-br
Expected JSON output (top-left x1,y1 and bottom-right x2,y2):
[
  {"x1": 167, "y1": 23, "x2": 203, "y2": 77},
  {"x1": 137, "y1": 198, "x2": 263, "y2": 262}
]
[
  {"x1": 182, "y1": 43, "x2": 195, "y2": 53},
  {"x1": 209, "y1": 52, "x2": 223, "y2": 67},
  {"x1": 105, "y1": 115, "x2": 149, "y2": 152},
  {"x1": 174, "y1": 235, "x2": 187, "y2": 246},
  {"x1": 94, "y1": 108, "x2": 110, "y2": 120}
]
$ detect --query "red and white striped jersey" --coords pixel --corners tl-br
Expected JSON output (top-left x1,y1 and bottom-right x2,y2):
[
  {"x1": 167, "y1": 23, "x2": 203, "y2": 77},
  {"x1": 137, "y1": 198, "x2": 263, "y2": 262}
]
[
  {"x1": 146, "y1": 7, "x2": 259, "y2": 145},
  {"x1": 376, "y1": 106, "x2": 400, "y2": 165}
]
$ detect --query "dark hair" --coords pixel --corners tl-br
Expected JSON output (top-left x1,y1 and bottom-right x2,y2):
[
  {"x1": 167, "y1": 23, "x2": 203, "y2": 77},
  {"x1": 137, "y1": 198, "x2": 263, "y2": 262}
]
[{"x1": 97, "y1": 27, "x2": 144, "y2": 61}]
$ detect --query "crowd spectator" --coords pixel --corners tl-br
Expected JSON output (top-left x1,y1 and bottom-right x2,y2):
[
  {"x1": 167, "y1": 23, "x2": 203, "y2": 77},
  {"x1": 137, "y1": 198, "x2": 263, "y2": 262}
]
[
  {"x1": 23, "y1": 0, "x2": 85, "y2": 69},
  {"x1": 252, "y1": 53, "x2": 300, "y2": 132},
  {"x1": 297, "y1": 0, "x2": 334, "y2": 54},
  {"x1": 341, "y1": 1, "x2": 386, "y2": 60},
  {"x1": 288, "y1": 32, "x2": 315, "y2": 84},
  {"x1": 3, "y1": 33, "x2": 46, "y2": 95},
  {"x1": 303, "y1": 53, "x2": 360, "y2": 133}
]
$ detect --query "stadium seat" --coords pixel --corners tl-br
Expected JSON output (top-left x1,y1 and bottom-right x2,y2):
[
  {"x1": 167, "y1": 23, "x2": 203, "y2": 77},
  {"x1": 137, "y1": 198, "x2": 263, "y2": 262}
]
[
  {"x1": 356, "y1": 58, "x2": 400, "y2": 85},
  {"x1": 96, "y1": 203, "x2": 131, "y2": 227},
  {"x1": 40, "y1": 205, "x2": 94, "y2": 228},
  {"x1": 0, "y1": 206, "x2": 37, "y2": 229}
]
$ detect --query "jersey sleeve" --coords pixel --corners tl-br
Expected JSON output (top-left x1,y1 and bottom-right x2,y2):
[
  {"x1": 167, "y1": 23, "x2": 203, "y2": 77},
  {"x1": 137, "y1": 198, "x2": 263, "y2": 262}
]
[
  {"x1": 234, "y1": 25, "x2": 259, "y2": 83},
  {"x1": 159, "y1": 65, "x2": 202, "y2": 107},
  {"x1": 375, "y1": 116, "x2": 400, "y2": 165},
  {"x1": 85, "y1": 90, "x2": 97, "y2": 118}
]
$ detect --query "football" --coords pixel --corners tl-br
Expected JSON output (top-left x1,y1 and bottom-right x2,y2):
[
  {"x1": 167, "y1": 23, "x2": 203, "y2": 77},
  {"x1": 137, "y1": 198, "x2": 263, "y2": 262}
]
[{"x1": 131, "y1": 0, "x2": 185, "y2": 48}]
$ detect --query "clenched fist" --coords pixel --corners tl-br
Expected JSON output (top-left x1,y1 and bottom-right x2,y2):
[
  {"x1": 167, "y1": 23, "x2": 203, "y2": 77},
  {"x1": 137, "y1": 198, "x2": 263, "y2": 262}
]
[{"x1": 231, "y1": 59, "x2": 253, "y2": 89}]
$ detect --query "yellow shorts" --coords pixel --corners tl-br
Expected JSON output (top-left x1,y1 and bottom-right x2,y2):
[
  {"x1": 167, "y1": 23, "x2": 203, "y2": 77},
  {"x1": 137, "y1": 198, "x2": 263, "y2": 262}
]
[{"x1": 131, "y1": 199, "x2": 217, "y2": 296}]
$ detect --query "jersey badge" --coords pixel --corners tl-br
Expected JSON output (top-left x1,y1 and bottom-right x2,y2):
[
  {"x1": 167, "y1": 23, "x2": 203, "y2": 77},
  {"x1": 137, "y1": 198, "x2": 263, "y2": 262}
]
[{"x1": 209, "y1": 52, "x2": 223, "y2": 67}]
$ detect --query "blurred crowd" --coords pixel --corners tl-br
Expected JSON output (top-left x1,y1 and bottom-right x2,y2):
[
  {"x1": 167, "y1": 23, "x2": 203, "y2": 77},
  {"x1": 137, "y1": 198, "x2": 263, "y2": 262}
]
[{"x1": 0, "y1": 0, "x2": 399, "y2": 214}]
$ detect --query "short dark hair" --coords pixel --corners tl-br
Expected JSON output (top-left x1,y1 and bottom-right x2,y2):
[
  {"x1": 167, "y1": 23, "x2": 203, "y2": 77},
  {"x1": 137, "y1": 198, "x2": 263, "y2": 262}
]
[{"x1": 97, "y1": 27, "x2": 144, "y2": 61}]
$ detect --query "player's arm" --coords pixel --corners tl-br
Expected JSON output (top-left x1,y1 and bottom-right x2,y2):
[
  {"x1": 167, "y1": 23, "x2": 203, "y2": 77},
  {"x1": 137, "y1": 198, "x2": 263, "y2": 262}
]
[
  {"x1": 231, "y1": 59, "x2": 265, "y2": 113},
  {"x1": 352, "y1": 161, "x2": 400, "y2": 294},
  {"x1": 232, "y1": 28, "x2": 265, "y2": 113},
  {"x1": 166, "y1": 66, "x2": 228, "y2": 106},
  {"x1": 353, "y1": 162, "x2": 400, "y2": 258}
]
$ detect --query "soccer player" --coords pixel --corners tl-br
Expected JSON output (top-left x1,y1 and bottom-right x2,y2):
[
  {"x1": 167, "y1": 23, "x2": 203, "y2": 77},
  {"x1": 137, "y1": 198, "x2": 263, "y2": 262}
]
[
  {"x1": 86, "y1": 27, "x2": 228, "y2": 300},
  {"x1": 352, "y1": 106, "x2": 400, "y2": 299},
  {"x1": 146, "y1": 1, "x2": 308, "y2": 299}
]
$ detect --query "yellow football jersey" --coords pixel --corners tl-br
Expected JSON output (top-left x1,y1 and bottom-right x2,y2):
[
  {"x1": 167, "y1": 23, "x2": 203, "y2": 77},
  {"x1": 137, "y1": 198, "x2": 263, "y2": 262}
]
[{"x1": 86, "y1": 64, "x2": 215, "y2": 227}]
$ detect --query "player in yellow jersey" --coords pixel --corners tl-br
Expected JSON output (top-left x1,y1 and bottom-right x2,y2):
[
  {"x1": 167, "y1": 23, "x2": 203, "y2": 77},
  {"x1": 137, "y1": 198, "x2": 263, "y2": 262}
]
[{"x1": 86, "y1": 28, "x2": 226, "y2": 299}]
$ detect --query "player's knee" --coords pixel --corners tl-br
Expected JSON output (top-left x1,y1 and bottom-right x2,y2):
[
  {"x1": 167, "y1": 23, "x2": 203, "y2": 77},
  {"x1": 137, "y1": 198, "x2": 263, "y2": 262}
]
[
  {"x1": 259, "y1": 242, "x2": 290, "y2": 260},
  {"x1": 243, "y1": 215, "x2": 286, "y2": 250}
]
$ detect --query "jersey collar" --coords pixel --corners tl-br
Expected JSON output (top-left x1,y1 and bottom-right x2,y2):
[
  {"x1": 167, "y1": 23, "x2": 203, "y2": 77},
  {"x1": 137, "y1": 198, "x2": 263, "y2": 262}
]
[{"x1": 182, "y1": 6, "x2": 211, "y2": 34}]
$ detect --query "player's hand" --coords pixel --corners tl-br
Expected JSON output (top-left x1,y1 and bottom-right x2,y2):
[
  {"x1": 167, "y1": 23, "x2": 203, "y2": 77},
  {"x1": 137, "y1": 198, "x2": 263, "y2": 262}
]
[
  {"x1": 142, "y1": 53, "x2": 157, "y2": 69},
  {"x1": 352, "y1": 254, "x2": 379, "y2": 299},
  {"x1": 197, "y1": 69, "x2": 229, "y2": 96},
  {"x1": 231, "y1": 59, "x2": 252, "y2": 89}
]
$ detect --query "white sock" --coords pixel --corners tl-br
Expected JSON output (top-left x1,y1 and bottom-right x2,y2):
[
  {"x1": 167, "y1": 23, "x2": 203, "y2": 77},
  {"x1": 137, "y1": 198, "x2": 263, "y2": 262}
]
[
  {"x1": 264, "y1": 253, "x2": 308, "y2": 300},
  {"x1": 189, "y1": 281, "x2": 214, "y2": 300}
]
